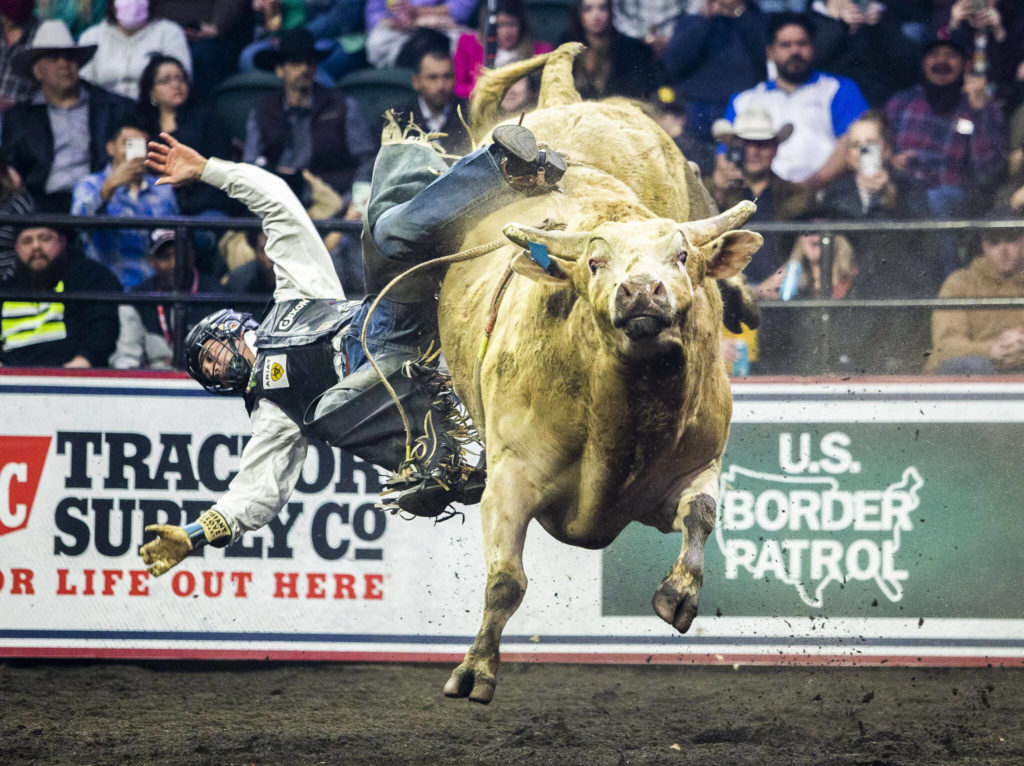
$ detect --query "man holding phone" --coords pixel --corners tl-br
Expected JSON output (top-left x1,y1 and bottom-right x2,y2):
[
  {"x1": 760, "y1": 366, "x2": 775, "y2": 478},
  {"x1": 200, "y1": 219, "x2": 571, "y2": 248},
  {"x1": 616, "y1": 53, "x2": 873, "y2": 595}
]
[
  {"x1": 707, "y1": 106, "x2": 811, "y2": 285},
  {"x1": 71, "y1": 117, "x2": 179, "y2": 288}
]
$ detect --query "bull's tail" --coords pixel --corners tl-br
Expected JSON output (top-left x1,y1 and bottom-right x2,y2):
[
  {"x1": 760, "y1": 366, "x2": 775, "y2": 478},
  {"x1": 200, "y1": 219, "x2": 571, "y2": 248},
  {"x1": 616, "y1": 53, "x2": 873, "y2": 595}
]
[{"x1": 469, "y1": 42, "x2": 585, "y2": 140}]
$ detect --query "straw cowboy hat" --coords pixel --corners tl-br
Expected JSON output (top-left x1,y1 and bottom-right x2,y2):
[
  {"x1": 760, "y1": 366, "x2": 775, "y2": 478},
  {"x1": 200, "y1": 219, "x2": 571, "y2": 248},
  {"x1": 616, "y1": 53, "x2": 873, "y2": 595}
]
[
  {"x1": 712, "y1": 107, "x2": 794, "y2": 143},
  {"x1": 10, "y1": 19, "x2": 96, "y2": 79}
]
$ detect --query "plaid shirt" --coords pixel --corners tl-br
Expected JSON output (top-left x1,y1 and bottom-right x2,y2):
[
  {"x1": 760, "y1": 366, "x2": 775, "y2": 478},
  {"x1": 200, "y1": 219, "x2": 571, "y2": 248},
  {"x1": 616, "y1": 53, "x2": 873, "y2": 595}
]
[
  {"x1": 71, "y1": 167, "x2": 179, "y2": 289},
  {"x1": 886, "y1": 84, "x2": 1007, "y2": 190},
  {"x1": 0, "y1": 17, "x2": 40, "y2": 106}
]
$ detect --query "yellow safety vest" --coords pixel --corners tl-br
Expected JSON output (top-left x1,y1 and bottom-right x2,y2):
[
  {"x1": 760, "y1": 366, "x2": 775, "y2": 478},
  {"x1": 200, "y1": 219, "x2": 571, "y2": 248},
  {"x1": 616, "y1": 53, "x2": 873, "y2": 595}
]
[{"x1": 1, "y1": 281, "x2": 67, "y2": 351}]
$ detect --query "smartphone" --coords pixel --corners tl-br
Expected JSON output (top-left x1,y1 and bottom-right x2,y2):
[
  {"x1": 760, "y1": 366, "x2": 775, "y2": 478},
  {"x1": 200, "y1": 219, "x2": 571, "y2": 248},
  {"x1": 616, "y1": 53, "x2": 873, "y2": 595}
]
[
  {"x1": 125, "y1": 137, "x2": 147, "y2": 162},
  {"x1": 725, "y1": 144, "x2": 744, "y2": 171},
  {"x1": 855, "y1": 0, "x2": 870, "y2": 11},
  {"x1": 859, "y1": 141, "x2": 881, "y2": 175}
]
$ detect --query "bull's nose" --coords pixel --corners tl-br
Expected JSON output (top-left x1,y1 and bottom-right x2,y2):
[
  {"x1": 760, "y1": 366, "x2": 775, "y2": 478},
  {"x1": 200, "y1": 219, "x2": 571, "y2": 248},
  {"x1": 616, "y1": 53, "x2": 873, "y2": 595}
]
[{"x1": 617, "y1": 278, "x2": 666, "y2": 302}]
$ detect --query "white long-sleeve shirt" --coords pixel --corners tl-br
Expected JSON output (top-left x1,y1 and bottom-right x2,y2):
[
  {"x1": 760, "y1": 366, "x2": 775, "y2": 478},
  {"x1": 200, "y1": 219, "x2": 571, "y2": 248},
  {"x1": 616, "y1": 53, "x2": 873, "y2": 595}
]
[{"x1": 199, "y1": 158, "x2": 345, "y2": 542}]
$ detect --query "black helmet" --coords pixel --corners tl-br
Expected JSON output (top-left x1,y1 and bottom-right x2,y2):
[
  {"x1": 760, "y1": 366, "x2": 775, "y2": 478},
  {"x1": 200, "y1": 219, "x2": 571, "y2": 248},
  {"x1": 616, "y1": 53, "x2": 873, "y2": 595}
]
[{"x1": 184, "y1": 309, "x2": 259, "y2": 395}]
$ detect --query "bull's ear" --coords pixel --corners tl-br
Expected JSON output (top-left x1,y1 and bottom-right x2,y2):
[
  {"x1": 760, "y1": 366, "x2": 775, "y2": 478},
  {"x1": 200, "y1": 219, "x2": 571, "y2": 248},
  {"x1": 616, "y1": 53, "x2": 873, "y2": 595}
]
[
  {"x1": 510, "y1": 251, "x2": 573, "y2": 285},
  {"x1": 706, "y1": 230, "x2": 763, "y2": 279},
  {"x1": 503, "y1": 222, "x2": 590, "y2": 259}
]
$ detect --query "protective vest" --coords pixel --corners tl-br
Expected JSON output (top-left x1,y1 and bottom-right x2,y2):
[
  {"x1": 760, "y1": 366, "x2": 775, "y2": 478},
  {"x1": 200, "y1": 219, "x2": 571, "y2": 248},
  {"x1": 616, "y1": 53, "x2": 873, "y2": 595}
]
[
  {"x1": 243, "y1": 298, "x2": 359, "y2": 431},
  {"x1": 1, "y1": 281, "x2": 66, "y2": 351}
]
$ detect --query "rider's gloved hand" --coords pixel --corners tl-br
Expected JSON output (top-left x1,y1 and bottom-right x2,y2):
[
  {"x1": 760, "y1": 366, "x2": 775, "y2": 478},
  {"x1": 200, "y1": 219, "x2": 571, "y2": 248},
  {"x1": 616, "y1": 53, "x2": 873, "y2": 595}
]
[{"x1": 140, "y1": 509, "x2": 231, "y2": 577}]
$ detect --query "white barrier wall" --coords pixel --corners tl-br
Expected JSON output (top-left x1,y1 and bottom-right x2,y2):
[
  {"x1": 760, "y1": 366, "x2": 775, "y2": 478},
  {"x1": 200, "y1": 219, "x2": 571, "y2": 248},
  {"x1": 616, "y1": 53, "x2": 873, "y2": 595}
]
[{"x1": 2, "y1": 371, "x2": 1022, "y2": 666}]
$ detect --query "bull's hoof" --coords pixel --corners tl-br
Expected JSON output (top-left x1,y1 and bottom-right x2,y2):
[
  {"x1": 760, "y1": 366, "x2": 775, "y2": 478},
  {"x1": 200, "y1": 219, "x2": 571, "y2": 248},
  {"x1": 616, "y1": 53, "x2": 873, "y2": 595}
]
[
  {"x1": 443, "y1": 664, "x2": 496, "y2": 704},
  {"x1": 652, "y1": 579, "x2": 699, "y2": 633}
]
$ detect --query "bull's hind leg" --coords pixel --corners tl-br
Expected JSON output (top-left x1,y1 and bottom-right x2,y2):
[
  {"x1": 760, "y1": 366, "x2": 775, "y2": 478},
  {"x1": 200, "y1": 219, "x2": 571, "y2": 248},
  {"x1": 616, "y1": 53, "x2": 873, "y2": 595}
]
[
  {"x1": 652, "y1": 461, "x2": 719, "y2": 633},
  {"x1": 443, "y1": 464, "x2": 534, "y2": 704}
]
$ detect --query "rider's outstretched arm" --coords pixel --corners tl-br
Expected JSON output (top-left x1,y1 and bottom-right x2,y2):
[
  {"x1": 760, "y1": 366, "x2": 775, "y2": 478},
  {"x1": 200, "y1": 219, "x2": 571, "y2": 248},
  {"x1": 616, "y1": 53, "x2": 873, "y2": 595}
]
[{"x1": 147, "y1": 132, "x2": 344, "y2": 302}]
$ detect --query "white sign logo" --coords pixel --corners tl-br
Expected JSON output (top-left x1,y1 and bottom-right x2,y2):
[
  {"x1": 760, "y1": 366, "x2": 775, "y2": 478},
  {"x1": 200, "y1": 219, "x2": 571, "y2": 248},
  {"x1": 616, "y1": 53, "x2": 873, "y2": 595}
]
[{"x1": 717, "y1": 431, "x2": 924, "y2": 608}]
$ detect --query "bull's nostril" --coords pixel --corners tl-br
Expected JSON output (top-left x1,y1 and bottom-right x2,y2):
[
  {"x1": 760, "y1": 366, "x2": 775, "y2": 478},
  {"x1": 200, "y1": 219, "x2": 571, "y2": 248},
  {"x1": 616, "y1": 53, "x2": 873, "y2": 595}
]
[
  {"x1": 651, "y1": 281, "x2": 665, "y2": 297},
  {"x1": 619, "y1": 283, "x2": 633, "y2": 299}
]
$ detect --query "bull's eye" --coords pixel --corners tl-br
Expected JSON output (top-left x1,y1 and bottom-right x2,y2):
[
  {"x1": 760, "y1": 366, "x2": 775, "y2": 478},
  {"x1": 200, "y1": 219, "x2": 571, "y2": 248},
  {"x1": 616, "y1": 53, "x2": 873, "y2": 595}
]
[
  {"x1": 589, "y1": 258, "x2": 602, "y2": 274},
  {"x1": 677, "y1": 250, "x2": 688, "y2": 267}
]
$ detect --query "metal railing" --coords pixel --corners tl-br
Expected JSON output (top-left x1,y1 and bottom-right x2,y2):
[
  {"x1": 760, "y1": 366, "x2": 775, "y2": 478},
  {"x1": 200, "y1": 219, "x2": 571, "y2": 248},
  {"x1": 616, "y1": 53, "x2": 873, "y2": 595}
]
[{"x1": 1, "y1": 213, "x2": 1022, "y2": 374}]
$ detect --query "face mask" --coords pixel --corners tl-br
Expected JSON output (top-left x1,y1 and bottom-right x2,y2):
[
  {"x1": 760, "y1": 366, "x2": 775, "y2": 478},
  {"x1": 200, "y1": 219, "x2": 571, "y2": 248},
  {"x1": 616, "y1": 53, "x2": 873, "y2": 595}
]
[{"x1": 114, "y1": 0, "x2": 149, "y2": 30}]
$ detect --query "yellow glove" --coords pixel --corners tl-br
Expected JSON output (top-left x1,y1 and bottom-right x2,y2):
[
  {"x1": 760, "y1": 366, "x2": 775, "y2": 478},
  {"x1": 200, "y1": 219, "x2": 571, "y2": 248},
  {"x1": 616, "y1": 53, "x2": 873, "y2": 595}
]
[
  {"x1": 140, "y1": 524, "x2": 193, "y2": 577},
  {"x1": 140, "y1": 510, "x2": 231, "y2": 577}
]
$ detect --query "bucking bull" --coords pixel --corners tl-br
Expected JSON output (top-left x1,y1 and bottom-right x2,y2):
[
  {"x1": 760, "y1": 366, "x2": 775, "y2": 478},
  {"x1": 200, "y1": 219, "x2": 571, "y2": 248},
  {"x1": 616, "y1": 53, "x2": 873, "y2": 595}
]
[{"x1": 433, "y1": 44, "x2": 763, "y2": 703}]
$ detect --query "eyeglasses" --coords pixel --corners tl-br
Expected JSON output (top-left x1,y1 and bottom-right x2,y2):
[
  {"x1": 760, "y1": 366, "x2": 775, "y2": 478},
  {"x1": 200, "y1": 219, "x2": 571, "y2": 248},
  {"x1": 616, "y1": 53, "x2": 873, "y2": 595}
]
[{"x1": 154, "y1": 74, "x2": 187, "y2": 86}]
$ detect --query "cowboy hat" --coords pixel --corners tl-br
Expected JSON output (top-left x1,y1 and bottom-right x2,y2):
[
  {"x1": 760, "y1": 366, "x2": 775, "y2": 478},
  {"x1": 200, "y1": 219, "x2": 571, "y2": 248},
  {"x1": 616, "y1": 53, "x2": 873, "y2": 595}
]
[
  {"x1": 10, "y1": 20, "x2": 97, "y2": 79},
  {"x1": 712, "y1": 107, "x2": 794, "y2": 143},
  {"x1": 252, "y1": 28, "x2": 329, "y2": 71}
]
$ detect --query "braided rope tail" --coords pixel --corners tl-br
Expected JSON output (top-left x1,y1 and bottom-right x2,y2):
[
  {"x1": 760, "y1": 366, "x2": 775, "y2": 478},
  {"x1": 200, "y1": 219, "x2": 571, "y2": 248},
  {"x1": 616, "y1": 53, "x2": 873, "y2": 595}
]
[{"x1": 359, "y1": 238, "x2": 508, "y2": 463}]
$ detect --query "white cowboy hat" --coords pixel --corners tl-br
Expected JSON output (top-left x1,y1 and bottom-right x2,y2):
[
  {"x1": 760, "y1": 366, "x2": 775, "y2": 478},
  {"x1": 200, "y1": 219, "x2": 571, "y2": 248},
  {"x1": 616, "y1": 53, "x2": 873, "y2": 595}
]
[
  {"x1": 11, "y1": 20, "x2": 97, "y2": 79},
  {"x1": 712, "y1": 107, "x2": 794, "y2": 143}
]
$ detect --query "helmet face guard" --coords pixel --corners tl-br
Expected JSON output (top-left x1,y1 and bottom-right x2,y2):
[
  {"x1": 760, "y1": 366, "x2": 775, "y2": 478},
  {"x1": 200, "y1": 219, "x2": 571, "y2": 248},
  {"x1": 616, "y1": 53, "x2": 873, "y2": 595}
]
[{"x1": 184, "y1": 309, "x2": 259, "y2": 395}]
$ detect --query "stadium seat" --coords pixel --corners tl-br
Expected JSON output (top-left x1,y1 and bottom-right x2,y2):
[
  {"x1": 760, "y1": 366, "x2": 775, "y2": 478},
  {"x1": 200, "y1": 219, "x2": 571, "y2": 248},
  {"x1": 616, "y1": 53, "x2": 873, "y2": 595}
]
[
  {"x1": 210, "y1": 70, "x2": 283, "y2": 146},
  {"x1": 336, "y1": 67, "x2": 417, "y2": 130},
  {"x1": 525, "y1": 0, "x2": 573, "y2": 46}
]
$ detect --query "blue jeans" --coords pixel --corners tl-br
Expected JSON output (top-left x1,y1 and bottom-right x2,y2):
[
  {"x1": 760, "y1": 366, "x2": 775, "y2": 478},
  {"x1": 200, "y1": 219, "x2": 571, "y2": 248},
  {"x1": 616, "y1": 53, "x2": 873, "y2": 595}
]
[
  {"x1": 926, "y1": 185, "x2": 967, "y2": 275},
  {"x1": 934, "y1": 356, "x2": 997, "y2": 375},
  {"x1": 372, "y1": 142, "x2": 517, "y2": 264},
  {"x1": 346, "y1": 141, "x2": 519, "y2": 373}
]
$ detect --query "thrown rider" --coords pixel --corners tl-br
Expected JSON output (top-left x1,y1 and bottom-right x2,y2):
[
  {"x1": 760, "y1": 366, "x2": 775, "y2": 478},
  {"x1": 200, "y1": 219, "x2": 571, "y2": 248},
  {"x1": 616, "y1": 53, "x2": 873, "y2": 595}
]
[{"x1": 139, "y1": 124, "x2": 566, "y2": 576}]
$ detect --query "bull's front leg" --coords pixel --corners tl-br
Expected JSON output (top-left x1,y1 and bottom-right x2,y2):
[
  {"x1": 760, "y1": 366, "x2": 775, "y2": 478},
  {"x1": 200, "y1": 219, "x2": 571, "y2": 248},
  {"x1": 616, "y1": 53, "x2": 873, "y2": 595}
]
[
  {"x1": 652, "y1": 461, "x2": 719, "y2": 633},
  {"x1": 443, "y1": 463, "x2": 534, "y2": 704}
]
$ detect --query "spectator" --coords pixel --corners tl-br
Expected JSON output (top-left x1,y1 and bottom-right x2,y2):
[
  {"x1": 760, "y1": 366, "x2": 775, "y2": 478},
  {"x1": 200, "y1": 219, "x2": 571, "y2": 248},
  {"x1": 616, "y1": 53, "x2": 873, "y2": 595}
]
[
  {"x1": 2, "y1": 20, "x2": 135, "y2": 212},
  {"x1": 453, "y1": 0, "x2": 552, "y2": 102},
  {"x1": 71, "y1": 117, "x2": 179, "y2": 289},
  {"x1": 560, "y1": 0, "x2": 657, "y2": 101},
  {"x1": 0, "y1": 225, "x2": 121, "y2": 367},
  {"x1": 223, "y1": 228, "x2": 275, "y2": 297},
  {"x1": 0, "y1": 151, "x2": 32, "y2": 280},
  {"x1": 78, "y1": 0, "x2": 192, "y2": 99},
  {"x1": 399, "y1": 44, "x2": 471, "y2": 156},
  {"x1": 137, "y1": 54, "x2": 234, "y2": 216},
  {"x1": 219, "y1": 166, "x2": 349, "y2": 272},
  {"x1": 364, "y1": 0, "x2": 476, "y2": 69},
  {"x1": 707, "y1": 107, "x2": 811, "y2": 284},
  {"x1": 149, "y1": 0, "x2": 250, "y2": 98},
  {"x1": 757, "y1": 230, "x2": 859, "y2": 300},
  {"x1": 939, "y1": 1, "x2": 1014, "y2": 101},
  {"x1": 110, "y1": 229, "x2": 222, "y2": 369},
  {"x1": 662, "y1": 0, "x2": 767, "y2": 144},
  {"x1": 925, "y1": 214, "x2": 1024, "y2": 374},
  {"x1": 818, "y1": 109, "x2": 939, "y2": 297},
  {"x1": 611, "y1": 0, "x2": 679, "y2": 55},
  {"x1": 724, "y1": 12, "x2": 869, "y2": 188},
  {"x1": 755, "y1": 229, "x2": 863, "y2": 374},
  {"x1": 886, "y1": 33, "x2": 1007, "y2": 273},
  {"x1": 809, "y1": 0, "x2": 921, "y2": 107},
  {"x1": 35, "y1": 0, "x2": 104, "y2": 39},
  {"x1": 0, "y1": 0, "x2": 40, "y2": 111},
  {"x1": 239, "y1": 1, "x2": 366, "y2": 85},
  {"x1": 244, "y1": 27, "x2": 377, "y2": 201}
]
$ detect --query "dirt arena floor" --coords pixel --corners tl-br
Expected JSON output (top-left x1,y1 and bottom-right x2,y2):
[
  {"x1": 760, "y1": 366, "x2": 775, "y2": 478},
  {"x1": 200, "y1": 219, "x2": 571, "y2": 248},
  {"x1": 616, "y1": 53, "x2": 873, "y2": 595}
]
[{"x1": 2, "y1": 660, "x2": 1022, "y2": 765}]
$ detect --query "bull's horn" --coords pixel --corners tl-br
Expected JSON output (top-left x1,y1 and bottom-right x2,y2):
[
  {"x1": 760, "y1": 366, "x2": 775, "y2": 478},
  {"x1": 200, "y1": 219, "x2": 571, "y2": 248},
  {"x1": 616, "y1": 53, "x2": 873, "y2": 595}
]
[
  {"x1": 683, "y1": 201, "x2": 757, "y2": 246},
  {"x1": 503, "y1": 223, "x2": 590, "y2": 258}
]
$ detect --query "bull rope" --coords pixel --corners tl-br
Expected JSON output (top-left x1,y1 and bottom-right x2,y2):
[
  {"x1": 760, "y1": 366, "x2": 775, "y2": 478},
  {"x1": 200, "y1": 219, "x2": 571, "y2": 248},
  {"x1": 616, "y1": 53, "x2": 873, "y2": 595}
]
[{"x1": 359, "y1": 238, "x2": 507, "y2": 462}]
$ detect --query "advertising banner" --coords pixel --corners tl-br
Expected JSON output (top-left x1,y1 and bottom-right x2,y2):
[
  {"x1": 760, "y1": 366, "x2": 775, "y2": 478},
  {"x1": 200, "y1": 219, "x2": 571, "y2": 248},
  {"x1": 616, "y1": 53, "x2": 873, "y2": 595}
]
[{"x1": 2, "y1": 372, "x2": 1022, "y2": 666}]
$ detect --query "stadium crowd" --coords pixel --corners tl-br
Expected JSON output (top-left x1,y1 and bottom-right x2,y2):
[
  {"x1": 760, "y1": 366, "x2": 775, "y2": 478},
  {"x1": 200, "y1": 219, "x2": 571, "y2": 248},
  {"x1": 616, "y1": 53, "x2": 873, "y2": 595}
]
[{"x1": 1, "y1": 0, "x2": 1023, "y2": 376}]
